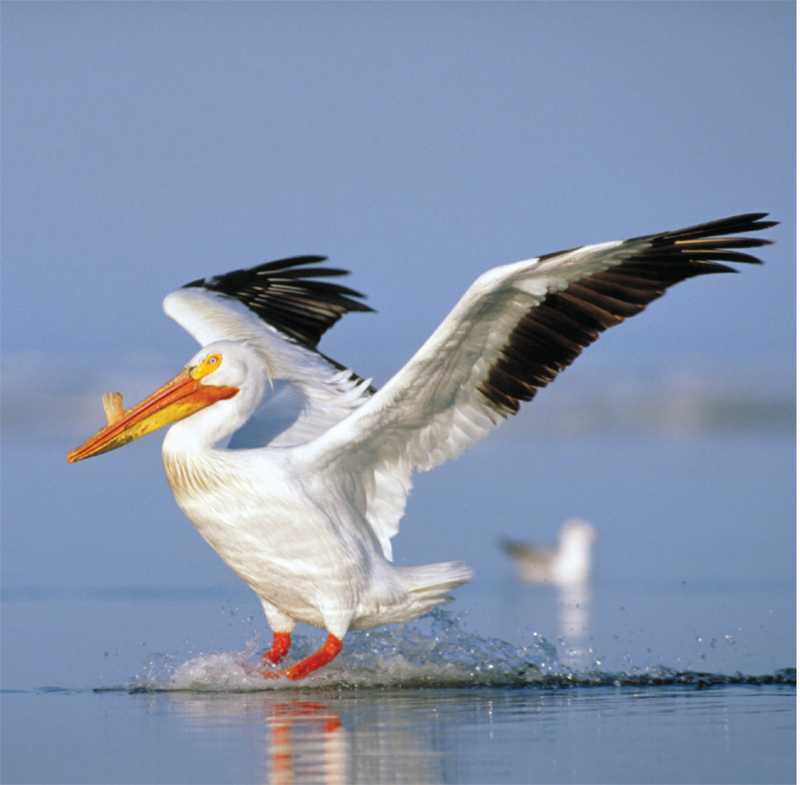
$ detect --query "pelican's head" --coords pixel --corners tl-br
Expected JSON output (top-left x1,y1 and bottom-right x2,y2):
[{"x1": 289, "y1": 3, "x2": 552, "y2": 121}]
[{"x1": 67, "y1": 341, "x2": 265, "y2": 463}]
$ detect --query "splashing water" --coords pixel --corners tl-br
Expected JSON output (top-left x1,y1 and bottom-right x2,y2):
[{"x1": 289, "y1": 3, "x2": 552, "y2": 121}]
[{"x1": 125, "y1": 610, "x2": 794, "y2": 693}]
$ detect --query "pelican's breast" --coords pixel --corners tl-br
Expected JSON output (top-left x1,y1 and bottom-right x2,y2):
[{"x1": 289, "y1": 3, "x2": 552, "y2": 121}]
[
  {"x1": 162, "y1": 451, "x2": 226, "y2": 501},
  {"x1": 160, "y1": 447, "x2": 391, "y2": 632}
]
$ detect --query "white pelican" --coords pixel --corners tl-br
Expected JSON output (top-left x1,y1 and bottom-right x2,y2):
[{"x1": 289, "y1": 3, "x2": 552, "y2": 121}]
[
  {"x1": 67, "y1": 213, "x2": 775, "y2": 680},
  {"x1": 501, "y1": 518, "x2": 596, "y2": 586}
]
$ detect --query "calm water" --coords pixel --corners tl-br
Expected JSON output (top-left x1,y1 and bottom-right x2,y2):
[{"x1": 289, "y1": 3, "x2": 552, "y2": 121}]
[
  {"x1": 1, "y1": 431, "x2": 795, "y2": 783},
  {"x1": 3, "y1": 683, "x2": 794, "y2": 785}
]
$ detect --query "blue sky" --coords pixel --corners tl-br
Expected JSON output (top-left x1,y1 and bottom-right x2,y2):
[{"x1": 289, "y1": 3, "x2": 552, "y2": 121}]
[
  {"x1": 0, "y1": 1, "x2": 794, "y2": 630},
  {"x1": 2, "y1": 2, "x2": 794, "y2": 394}
]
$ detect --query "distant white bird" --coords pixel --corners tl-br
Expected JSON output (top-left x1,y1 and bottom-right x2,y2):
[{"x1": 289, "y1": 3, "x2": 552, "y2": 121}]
[
  {"x1": 501, "y1": 518, "x2": 597, "y2": 586},
  {"x1": 67, "y1": 213, "x2": 774, "y2": 679}
]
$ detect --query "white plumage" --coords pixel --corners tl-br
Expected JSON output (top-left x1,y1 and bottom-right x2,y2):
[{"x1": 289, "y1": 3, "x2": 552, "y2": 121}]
[{"x1": 68, "y1": 214, "x2": 775, "y2": 679}]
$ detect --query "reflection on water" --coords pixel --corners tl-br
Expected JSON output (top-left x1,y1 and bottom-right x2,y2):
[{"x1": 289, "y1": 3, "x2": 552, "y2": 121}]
[
  {"x1": 154, "y1": 683, "x2": 794, "y2": 785},
  {"x1": 120, "y1": 607, "x2": 793, "y2": 785},
  {"x1": 557, "y1": 582, "x2": 592, "y2": 667},
  {"x1": 167, "y1": 691, "x2": 445, "y2": 785},
  {"x1": 267, "y1": 701, "x2": 347, "y2": 785},
  {"x1": 3, "y1": 430, "x2": 794, "y2": 783},
  {"x1": 266, "y1": 697, "x2": 443, "y2": 785},
  {"x1": 3, "y1": 602, "x2": 795, "y2": 785}
]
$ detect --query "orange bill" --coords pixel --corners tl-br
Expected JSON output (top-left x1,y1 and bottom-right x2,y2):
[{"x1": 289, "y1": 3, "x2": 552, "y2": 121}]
[{"x1": 67, "y1": 369, "x2": 238, "y2": 463}]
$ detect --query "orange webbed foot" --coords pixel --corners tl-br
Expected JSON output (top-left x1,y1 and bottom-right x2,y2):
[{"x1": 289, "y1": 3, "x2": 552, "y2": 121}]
[
  {"x1": 258, "y1": 632, "x2": 343, "y2": 681},
  {"x1": 285, "y1": 633, "x2": 342, "y2": 681},
  {"x1": 263, "y1": 631, "x2": 292, "y2": 665}
]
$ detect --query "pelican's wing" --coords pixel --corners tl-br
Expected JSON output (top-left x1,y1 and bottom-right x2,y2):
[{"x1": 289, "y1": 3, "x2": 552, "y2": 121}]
[
  {"x1": 163, "y1": 256, "x2": 375, "y2": 446},
  {"x1": 308, "y1": 214, "x2": 775, "y2": 558}
]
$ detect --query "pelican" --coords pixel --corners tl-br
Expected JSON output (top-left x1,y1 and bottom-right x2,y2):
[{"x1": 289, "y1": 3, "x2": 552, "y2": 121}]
[{"x1": 67, "y1": 213, "x2": 775, "y2": 680}]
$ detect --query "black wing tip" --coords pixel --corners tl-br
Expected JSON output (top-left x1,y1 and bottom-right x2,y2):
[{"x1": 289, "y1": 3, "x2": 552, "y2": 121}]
[
  {"x1": 631, "y1": 212, "x2": 778, "y2": 246},
  {"x1": 183, "y1": 255, "x2": 334, "y2": 290},
  {"x1": 667, "y1": 212, "x2": 778, "y2": 240},
  {"x1": 181, "y1": 254, "x2": 372, "y2": 349},
  {"x1": 333, "y1": 297, "x2": 376, "y2": 314},
  {"x1": 634, "y1": 212, "x2": 778, "y2": 269},
  {"x1": 720, "y1": 211, "x2": 770, "y2": 223},
  {"x1": 256, "y1": 255, "x2": 328, "y2": 271},
  {"x1": 181, "y1": 256, "x2": 367, "y2": 298},
  {"x1": 718, "y1": 237, "x2": 774, "y2": 248},
  {"x1": 693, "y1": 211, "x2": 774, "y2": 227}
]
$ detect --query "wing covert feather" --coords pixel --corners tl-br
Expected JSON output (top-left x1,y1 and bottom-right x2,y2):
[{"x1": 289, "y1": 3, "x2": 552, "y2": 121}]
[
  {"x1": 305, "y1": 213, "x2": 775, "y2": 557},
  {"x1": 163, "y1": 258, "x2": 375, "y2": 447}
]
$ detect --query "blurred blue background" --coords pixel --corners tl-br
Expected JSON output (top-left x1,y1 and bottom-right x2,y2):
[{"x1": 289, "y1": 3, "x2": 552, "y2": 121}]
[
  {"x1": 1, "y1": 1, "x2": 794, "y2": 685},
  {"x1": 1, "y1": 7, "x2": 795, "y2": 784}
]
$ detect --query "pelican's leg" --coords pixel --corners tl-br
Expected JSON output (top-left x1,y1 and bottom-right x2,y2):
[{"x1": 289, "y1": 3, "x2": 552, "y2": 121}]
[
  {"x1": 284, "y1": 611, "x2": 350, "y2": 680},
  {"x1": 265, "y1": 632, "x2": 292, "y2": 665},
  {"x1": 285, "y1": 633, "x2": 343, "y2": 681},
  {"x1": 259, "y1": 598, "x2": 296, "y2": 666}
]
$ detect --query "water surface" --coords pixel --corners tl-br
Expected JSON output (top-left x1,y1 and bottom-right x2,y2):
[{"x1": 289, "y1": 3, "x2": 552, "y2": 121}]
[{"x1": 1, "y1": 433, "x2": 795, "y2": 783}]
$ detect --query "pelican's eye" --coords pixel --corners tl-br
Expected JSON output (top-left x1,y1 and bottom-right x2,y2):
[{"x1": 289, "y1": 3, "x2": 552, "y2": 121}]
[{"x1": 190, "y1": 353, "x2": 223, "y2": 380}]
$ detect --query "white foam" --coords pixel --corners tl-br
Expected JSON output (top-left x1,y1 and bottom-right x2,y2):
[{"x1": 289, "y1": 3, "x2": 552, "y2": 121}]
[
  {"x1": 125, "y1": 610, "x2": 795, "y2": 693},
  {"x1": 131, "y1": 610, "x2": 561, "y2": 692}
]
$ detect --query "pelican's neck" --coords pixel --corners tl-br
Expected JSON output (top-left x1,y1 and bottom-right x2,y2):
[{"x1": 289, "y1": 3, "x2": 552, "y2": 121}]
[
  {"x1": 161, "y1": 390, "x2": 262, "y2": 506},
  {"x1": 163, "y1": 377, "x2": 265, "y2": 455}
]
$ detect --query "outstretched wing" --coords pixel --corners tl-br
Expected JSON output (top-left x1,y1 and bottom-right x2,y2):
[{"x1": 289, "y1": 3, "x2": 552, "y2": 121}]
[
  {"x1": 163, "y1": 256, "x2": 375, "y2": 447},
  {"x1": 306, "y1": 213, "x2": 776, "y2": 559}
]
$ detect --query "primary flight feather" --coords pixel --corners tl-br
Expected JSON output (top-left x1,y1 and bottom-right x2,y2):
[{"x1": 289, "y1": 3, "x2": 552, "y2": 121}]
[{"x1": 68, "y1": 213, "x2": 775, "y2": 680}]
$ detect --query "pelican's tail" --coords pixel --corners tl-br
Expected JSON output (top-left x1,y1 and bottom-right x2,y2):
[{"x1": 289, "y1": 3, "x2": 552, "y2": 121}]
[{"x1": 395, "y1": 560, "x2": 473, "y2": 618}]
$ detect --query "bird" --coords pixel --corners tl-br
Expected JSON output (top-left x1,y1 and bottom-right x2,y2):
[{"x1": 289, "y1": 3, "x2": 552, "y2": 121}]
[
  {"x1": 501, "y1": 518, "x2": 596, "y2": 586},
  {"x1": 67, "y1": 212, "x2": 775, "y2": 680}
]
